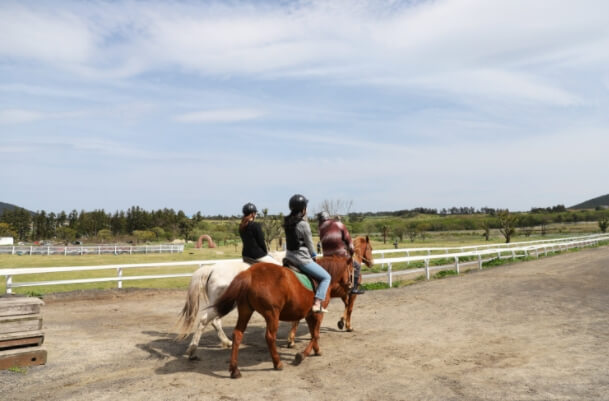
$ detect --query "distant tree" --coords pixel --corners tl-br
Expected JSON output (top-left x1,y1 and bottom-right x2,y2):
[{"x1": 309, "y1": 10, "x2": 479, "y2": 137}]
[
  {"x1": 407, "y1": 223, "x2": 418, "y2": 243},
  {"x1": 318, "y1": 199, "x2": 353, "y2": 221},
  {"x1": 260, "y1": 208, "x2": 283, "y2": 249},
  {"x1": 481, "y1": 220, "x2": 491, "y2": 241},
  {"x1": 0, "y1": 222, "x2": 17, "y2": 238},
  {"x1": 177, "y1": 211, "x2": 194, "y2": 240},
  {"x1": 599, "y1": 217, "x2": 608, "y2": 233},
  {"x1": 133, "y1": 230, "x2": 155, "y2": 243},
  {"x1": 152, "y1": 227, "x2": 168, "y2": 241},
  {"x1": 97, "y1": 229, "x2": 112, "y2": 243},
  {"x1": 380, "y1": 225, "x2": 389, "y2": 244},
  {"x1": 497, "y1": 209, "x2": 517, "y2": 243},
  {"x1": 56, "y1": 227, "x2": 77, "y2": 243}
]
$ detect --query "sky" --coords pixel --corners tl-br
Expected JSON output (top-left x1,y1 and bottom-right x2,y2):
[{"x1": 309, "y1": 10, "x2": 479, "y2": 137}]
[{"x1": 1, "y1": 0, "x2": 608, "y2": 216}]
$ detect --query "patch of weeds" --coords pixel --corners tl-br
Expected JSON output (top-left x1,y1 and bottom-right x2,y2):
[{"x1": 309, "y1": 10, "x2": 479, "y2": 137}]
[
  {"x1": 361, "y1": 282, "x2": 390, "y2": 291},
  {"x1": 8, "y1": 366, "x2": 28, "y2": 374},
  {"x1": 25, "y1": 290, "x2": 44, "y2": 298},
  {"x1": 434, "y1": 270, "x2": 458, "y2": 279}
]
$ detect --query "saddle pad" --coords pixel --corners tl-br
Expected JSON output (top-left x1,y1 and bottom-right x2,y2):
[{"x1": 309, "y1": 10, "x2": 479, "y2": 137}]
[{"x1": 286, "y1": 267, "x2": 314, "y2": 292}]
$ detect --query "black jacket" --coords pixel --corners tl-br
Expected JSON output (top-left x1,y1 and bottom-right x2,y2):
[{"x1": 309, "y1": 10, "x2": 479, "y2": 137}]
[{"x1": 240, "y1": 221, "x2": 268, "y2": 259}]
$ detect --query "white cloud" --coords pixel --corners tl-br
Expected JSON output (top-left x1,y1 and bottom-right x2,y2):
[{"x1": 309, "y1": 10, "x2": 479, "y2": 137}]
[
  {"x1": 2, "y1": 1, "x2": 607, "y2": 104},
  {"x1": 174, "y1": 108, "x2": 266, "y2": 123},
  {"x1": 0, "y1": 3, "x2": 93, "y2": 65}
]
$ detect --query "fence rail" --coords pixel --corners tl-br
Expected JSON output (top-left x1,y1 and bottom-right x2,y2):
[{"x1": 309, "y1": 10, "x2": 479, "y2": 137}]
[
  {"x1": 0, "y1": 234, "x2": 608, "y2": 294},
  {"x1": 0, "y1": 244, "x2": 184, "y2": 256}
]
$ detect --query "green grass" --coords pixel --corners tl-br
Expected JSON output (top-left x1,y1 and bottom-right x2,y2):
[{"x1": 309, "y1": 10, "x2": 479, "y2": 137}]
[{"x1": 7, "y1": 366, "x2": 28, "y2": 374}]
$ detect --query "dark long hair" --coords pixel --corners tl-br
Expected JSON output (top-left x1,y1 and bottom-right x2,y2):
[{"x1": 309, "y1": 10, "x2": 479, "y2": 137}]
[
  {"x1": 239, "y1": 214, "x2": 255, "y2": 232},
  {"x1": 283, "y1": 211, "x2": 304, "y2": 231}
]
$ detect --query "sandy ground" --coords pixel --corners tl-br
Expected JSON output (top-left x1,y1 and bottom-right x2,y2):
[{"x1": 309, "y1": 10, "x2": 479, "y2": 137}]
[{"x1": 1, "y1": 247, "x2": 608, "y2": 401}]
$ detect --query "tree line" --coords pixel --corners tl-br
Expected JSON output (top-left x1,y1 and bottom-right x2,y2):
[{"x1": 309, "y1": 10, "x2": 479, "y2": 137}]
[{"x1": 1, "y1": 204, "x2": 607, "y2": 244}]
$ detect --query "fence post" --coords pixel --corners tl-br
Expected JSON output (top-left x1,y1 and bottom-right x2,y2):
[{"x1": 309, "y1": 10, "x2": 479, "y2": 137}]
[
  {"x1": 478, "y1": 254, "x2": 482, "y2": 270},
  {"x1": 6, "y1": 275, "x2": 12, "y2": 294},
  {"x1": 12, "y1": 246, "x2": 15, "y2": 255},
  {"x1": 425, "y1": 259, "x2": 430, "y2": 280},
  {"x1": 381, "y1": 252, "x2": 385, "y2": 270},
  {"x1": 388, "y1": 263, "x2": 392, "y2": 288},
  {"x1": 30, "y1": 246, "x2": 33, "y2": 255},
  {"x1": 454, "y1": 256, "x2": 459, "y2": 275},
  {"x1": 117, "y1": 268, "x2": 123, "y2": 289}
]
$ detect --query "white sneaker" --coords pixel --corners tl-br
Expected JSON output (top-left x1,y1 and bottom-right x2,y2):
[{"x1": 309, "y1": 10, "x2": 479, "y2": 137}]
[{"x1": 311, "y1": 305, "x2": 328, "y2": 313}]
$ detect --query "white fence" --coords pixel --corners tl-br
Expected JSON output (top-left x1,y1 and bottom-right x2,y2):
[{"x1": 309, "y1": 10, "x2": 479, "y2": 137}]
[
  {"x1": 0, "y1": 244, "x2": 184, "y2": 256},
  {"x1": 0, "y1": 234, "x2": 608, "y2": 294}
]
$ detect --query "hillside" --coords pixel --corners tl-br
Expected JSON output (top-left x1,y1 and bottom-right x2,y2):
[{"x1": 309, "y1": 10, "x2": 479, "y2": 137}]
[
  {"x1": 0, "y1": 201, "x2": 25, "y2": 215},
  {"x1": 571, "y1": 194, "x2": 609, "y2": 209}
]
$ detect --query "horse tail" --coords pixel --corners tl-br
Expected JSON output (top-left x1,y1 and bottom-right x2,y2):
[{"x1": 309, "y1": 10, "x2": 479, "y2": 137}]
[
  {"x1": 176, "y1": 264, "x2": 213, "y2": 340},
  {"x1": 214, "y1": 270, "x2": 252, "y2": 318}
]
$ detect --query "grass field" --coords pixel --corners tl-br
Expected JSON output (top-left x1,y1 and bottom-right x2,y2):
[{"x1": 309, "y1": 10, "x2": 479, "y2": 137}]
[{"x1": 0, "y1": 228, "x2": 606, "y2": 295}]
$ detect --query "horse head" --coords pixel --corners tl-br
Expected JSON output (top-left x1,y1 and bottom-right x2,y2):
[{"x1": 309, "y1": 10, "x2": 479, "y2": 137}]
[{"x1": 354, "y1": 235, "x2": 374, "y2": 267}]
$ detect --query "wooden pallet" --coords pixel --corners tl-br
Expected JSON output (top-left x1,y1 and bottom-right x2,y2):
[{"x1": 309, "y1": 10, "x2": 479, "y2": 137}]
[
  {"x1": 0, "y1": 297, "x2": 46, "y2": 370},
  {"x1": 0, "y1": 346, "x2": 47, "y2": 370}
]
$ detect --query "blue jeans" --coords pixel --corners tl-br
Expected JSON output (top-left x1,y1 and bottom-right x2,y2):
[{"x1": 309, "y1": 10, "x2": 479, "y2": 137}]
[{"x1": 300, "y1": 260, "x2": 331, "y2": 301}]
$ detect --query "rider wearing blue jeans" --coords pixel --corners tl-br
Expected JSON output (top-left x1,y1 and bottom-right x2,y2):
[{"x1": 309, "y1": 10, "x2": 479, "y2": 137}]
[{"x1": 283, "y1": 194, "x2": 331, "y2": 313}]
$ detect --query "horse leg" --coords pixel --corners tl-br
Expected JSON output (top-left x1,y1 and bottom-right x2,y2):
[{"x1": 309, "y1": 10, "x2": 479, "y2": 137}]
[
  {"x1": 287, "y1": 321, "x2": 299, "y2": 348},
  {"x1": 229, "y1": 304, "x2": 253, "y2": 379},
  {"x1": 211, "y1": 317, "x2": 232, "y2": 348},
  {"x1": 345, "y1": 294, "x2": 356, "y2": 332},
  {"x1": 337, "y1": 294, "x2": 349, "y2": 330},
  {"x1": 294, "y1": 314, "x2": 322, "y2": 365},
  {"x1": 263, "y1": 310, "x2": 283, "y2": 371},
  {"x1": 186, "y1": 310, "x2": 214, "y2": 359}
]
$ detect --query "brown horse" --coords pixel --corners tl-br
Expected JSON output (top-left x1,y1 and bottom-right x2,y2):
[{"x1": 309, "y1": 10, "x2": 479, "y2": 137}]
[
  {"x1": 213, "y1": 256, "x2": 352, "y2": 378},
  {"x1": 287, "y1": 235, "x2": 373, "y2": 347}
]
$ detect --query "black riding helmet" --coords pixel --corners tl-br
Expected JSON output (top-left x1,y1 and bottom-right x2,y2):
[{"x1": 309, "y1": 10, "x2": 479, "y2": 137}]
[
  {"x1": 289, "y1": 194, "x2": 308, "y2": 213},
  {"x1": 242, "y1": 202, "x2": 257, "y2": 216}
]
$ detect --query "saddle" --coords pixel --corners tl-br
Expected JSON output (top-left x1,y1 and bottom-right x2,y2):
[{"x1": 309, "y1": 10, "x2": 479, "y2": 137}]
[
  {"x1": 242, "y1": 256, "x2": 258, "y2": 265},
  {"x1": 282, "y1": 258, "x2": 316, "y2": 292}
]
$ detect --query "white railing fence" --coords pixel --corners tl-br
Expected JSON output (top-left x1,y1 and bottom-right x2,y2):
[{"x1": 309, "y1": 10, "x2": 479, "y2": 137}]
[
  {"x1": 0, "y1": 244, "x2": 184, "y2": 256},
  {"x1": 1, "y1": 234, "x2": 608, "y2": 294}
]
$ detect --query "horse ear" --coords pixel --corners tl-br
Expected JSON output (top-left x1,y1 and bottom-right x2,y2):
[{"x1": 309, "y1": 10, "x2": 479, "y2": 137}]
[{"x1": 365, "y1": 235, "x2": 370, "y2": 243}]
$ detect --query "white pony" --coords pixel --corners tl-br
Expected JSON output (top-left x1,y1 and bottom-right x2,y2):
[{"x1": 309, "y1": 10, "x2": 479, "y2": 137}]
[{"x1": 176, "y1": 252, "x2": 284, "y2": 359}]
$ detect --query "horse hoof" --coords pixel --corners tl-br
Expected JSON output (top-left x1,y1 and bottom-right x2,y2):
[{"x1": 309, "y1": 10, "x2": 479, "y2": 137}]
[
  {"x1": 287, "y1": 342, "x2": 295, "y2": 349},
  {"x1": 187, "y1": 345, "x2": 198, "y2": 360},
  {"x1": 337, "y1": 320, "x2": 344, "y2": 330},
  {"x1": 230, "y1": 368, "x2": 242, "y2": 379},
  {"x1": 274, "y1": 361, "x2": 283, "y2": 370},
  {"x1": 188, "y1": 354, "x2": 200, "y2": 361},
  {"x1": 293, "y1": 353, "x2": 304, "y2": 365},
  {"x1": 222, "y1": 341, "x2": 233, "y2": 349},
  {"x1": 314, "y1": 350, "x2": 322, "y2": 356},
  {"x1": 346, "y1": 327, "x2": 354, "y2": 332}
]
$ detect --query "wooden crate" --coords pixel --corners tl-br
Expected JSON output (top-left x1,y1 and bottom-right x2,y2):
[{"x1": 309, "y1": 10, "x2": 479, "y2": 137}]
[{"x1": 0, "y1": 296, "x2": 46, "y2": 370}]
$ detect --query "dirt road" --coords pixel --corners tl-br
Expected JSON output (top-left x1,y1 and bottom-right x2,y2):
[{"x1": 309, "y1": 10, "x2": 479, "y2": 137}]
[{"x1": 2, "y1": 247, "x2": 608, "y2": 400}]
